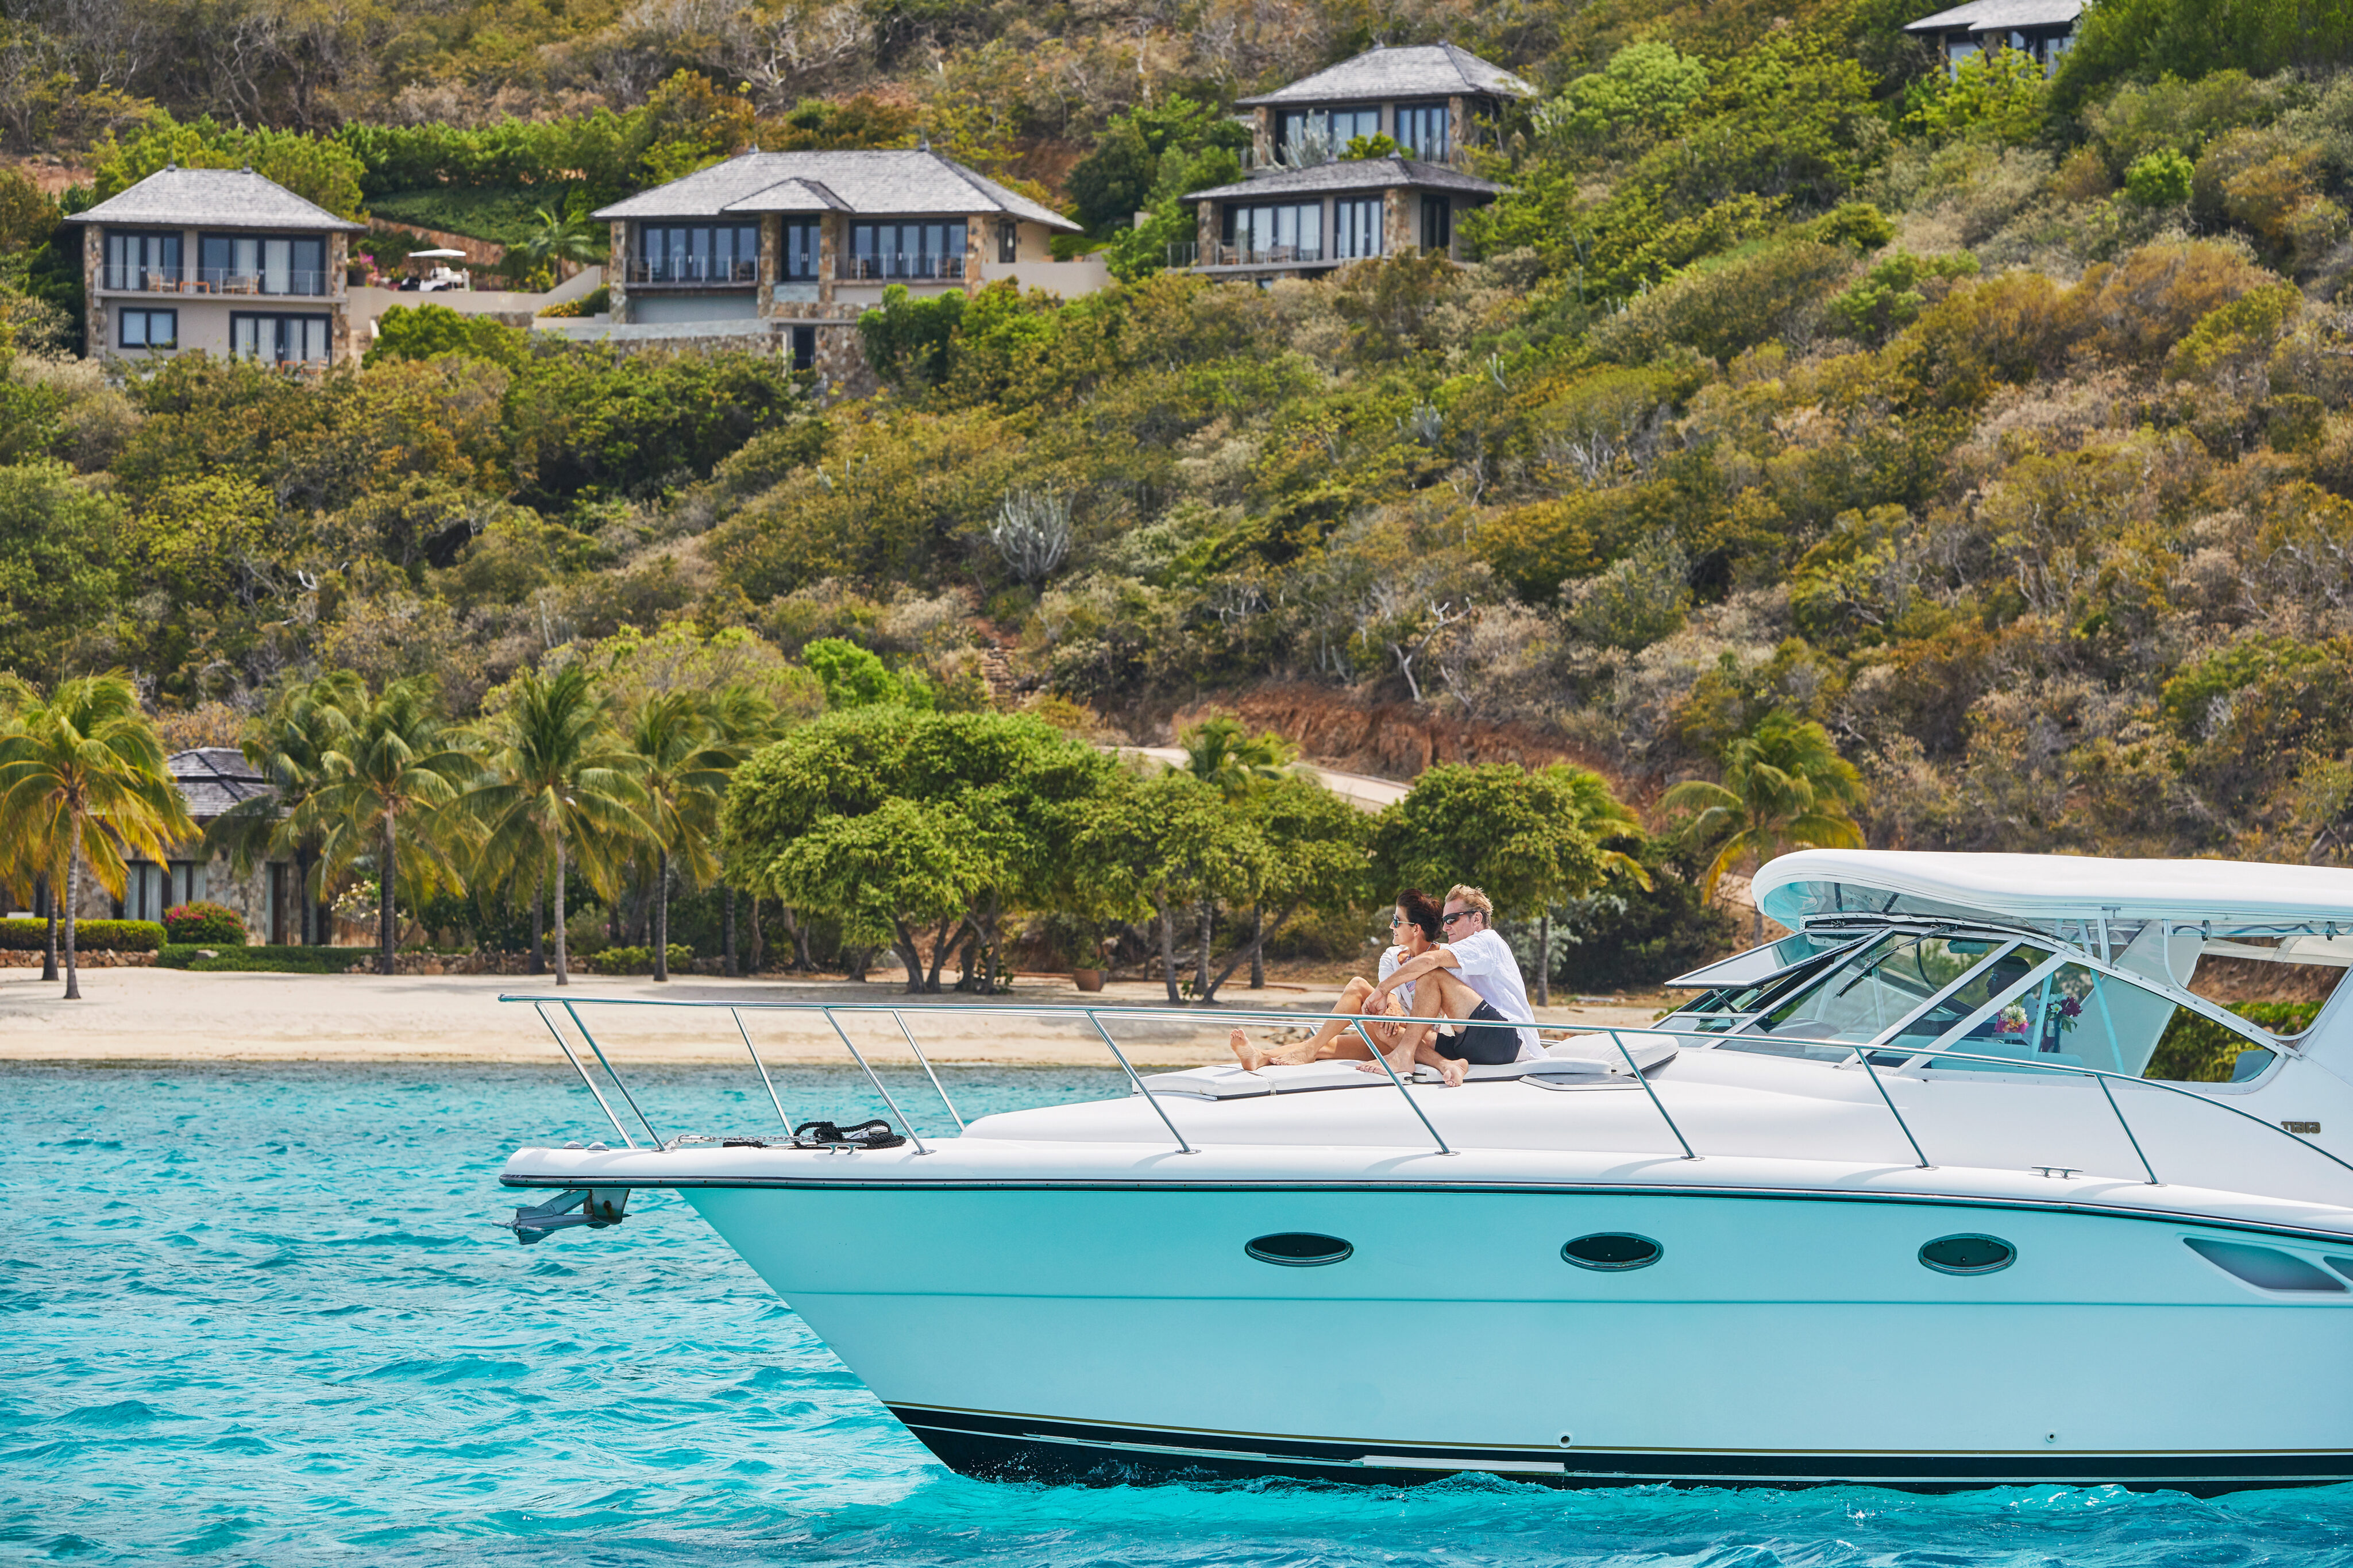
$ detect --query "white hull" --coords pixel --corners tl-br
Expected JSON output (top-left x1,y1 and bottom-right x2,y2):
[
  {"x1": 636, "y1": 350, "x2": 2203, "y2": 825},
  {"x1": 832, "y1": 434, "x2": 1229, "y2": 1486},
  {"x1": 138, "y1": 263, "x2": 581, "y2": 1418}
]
[{"x1": 634, "y1": 1150, "x2": 2353, "y2": 1490}]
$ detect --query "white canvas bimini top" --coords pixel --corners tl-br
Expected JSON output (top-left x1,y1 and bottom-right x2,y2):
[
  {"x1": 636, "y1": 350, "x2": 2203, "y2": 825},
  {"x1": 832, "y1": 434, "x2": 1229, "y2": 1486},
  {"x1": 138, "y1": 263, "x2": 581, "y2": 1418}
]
[{"x1": 1755, "y1": 849, "x2": 2353, "y2": 934}]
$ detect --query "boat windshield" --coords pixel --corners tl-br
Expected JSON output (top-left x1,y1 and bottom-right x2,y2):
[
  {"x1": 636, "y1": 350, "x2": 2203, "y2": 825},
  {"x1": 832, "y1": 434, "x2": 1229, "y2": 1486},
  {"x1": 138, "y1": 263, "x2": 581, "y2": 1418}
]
[
  {"x1": 1722, "y1": 933, "x2": 2052, "y2": 1060},
  {"x1": 1698, "y1": 925, "x2": 2283, "y2": 1084}
]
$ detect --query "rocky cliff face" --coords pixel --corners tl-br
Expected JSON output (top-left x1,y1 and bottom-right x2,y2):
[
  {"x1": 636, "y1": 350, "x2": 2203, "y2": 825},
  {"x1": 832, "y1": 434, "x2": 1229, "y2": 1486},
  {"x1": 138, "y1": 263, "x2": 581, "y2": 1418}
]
[{"x1": 1171, "y1": 683, "x2": 1627, "y2": 790}]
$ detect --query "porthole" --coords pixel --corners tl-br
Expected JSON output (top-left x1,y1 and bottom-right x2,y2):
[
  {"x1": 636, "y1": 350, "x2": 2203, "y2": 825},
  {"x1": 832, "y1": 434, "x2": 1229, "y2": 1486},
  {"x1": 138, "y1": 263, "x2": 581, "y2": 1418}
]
[
  {"x1": 1245, "y1": 1231, "x2": 1353, "y2": 1266},
  {"x1": 2185, "y1": 1237, "x2": 2346, "y2": 1292},
  {"x1": 1562, "y1": 1233, "x2": 1661, "y2": 1270},
  {"x1": 1919, "y1": 1234, "x2": 2015, "y2": 1275}
]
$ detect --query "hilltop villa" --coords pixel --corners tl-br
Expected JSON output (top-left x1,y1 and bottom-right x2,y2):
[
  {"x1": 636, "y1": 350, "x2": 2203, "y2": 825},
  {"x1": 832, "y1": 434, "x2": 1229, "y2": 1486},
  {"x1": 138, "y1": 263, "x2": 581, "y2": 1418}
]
[
  {"x1": 588, "y1": 147, "x2": 1098, "y2": 380},
  {"x1": 1179, "y1": 42, "x2": 1534, "y2": 277},
  {"x1": 1903, "y1": 0, "x2": 2084, "y2": 75},
  {"x1": 65, "y1": 166, "x2": 367, "y2": 367}
]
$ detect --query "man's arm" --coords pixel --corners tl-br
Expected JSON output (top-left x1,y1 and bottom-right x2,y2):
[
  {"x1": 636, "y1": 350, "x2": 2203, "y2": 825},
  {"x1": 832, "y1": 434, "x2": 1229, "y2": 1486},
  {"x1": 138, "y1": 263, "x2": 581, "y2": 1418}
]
[{"x1": 1367, "y1": 945, "x2": 1459, "y2": 1002}]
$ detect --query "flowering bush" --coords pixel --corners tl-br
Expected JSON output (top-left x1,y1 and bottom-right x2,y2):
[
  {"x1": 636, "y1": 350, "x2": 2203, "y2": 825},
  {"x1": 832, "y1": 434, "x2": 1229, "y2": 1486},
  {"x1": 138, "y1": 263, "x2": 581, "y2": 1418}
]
[{"x1": 164, "y1": 902, "x2": 247, "y2": 944}]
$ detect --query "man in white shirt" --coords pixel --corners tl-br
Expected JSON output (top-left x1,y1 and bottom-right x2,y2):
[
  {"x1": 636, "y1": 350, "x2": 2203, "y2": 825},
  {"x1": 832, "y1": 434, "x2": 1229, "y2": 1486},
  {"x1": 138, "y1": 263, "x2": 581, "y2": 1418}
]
[{"x1": 1360, "y1": 885, "x2": 1545, "y2": 1084}]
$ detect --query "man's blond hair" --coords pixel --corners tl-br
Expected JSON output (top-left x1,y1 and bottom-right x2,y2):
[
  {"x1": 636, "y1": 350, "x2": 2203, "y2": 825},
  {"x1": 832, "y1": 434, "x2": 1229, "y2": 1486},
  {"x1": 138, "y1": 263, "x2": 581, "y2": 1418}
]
[{"x1": 1445, "y1": 885, "x2": 1494, "y2": 918}]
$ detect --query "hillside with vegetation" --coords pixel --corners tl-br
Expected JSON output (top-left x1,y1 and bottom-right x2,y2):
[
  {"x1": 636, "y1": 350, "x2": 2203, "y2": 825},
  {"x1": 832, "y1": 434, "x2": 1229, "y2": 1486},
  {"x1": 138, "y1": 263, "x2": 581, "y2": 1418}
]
[{"x1": 6, "y1": 0, "x2": 2353, "y2": 987}]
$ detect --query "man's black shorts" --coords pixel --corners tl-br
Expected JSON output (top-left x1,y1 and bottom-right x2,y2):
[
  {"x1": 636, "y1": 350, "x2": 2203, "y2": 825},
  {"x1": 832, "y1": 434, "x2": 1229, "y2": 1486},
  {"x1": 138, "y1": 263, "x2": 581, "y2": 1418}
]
[{"x1": 1433, "y1": 1002, "x2": 1522, "y2": 1065}]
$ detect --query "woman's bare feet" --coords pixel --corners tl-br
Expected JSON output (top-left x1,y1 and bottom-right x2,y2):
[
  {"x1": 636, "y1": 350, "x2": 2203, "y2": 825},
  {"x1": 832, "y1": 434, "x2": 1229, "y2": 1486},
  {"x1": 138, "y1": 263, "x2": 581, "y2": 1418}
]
[{"x1": 1230, "y1": 1028, "x2": 1282, "y2": 1071}]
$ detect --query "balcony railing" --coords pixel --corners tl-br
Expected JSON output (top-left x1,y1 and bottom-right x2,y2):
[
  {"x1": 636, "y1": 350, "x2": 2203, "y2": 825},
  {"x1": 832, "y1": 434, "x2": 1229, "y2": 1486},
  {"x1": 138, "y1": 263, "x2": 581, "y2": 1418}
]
[
  {"x1": 1178, "y1": 242, "x2": 1330, "y2": 268},
  {"x1": 845, "y1": 254, "x2": 967, "y2": 281},
  {"x1": 101, "y1": 265, "x2": 333, "y2": 296},
  {"x1": 626, "y1": 258, "x2": 759, "y2": 286}
]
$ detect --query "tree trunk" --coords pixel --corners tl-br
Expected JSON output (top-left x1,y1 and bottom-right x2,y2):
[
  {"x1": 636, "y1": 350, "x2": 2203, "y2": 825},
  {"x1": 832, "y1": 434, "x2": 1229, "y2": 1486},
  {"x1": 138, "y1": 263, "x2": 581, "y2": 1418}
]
[
  {"x1": 1537, "y1": 911, "x2": 1551, "y2": 1007},
  {"x1": 1249, "y1": 906, "x2": 1264, "y2": 988},
  {"x1": 553, "y1": 832, "x2": 570, "y2": 986},
  {"x1": 892, "y1": 917, "x2": 926, "y2": 991},
  {"x1": 652, "y1": 849, "x2": 671, "y2": 982},
  {"x1": 530, "y1": 864, "x2": 546, "y2": 975},
  {"x1": 60, "y1": 821, "x2": 82, "y2": 1001},
  {"x1": 1194, "y1": 897, "x2": 1211, "y2": 1001},
  {"x1": 792, "y1": 907, "x2": 812, "y2": 971},
  {"x1": 37, "y1": 873, "x2": 56, "y2": 982},
  {"x1": 1158, "y1": 902, "x2": 1180, "y2": 1003},
  {"x1": 723, "y1": 886, "x2": 737, "y2": 977},
  {"x1": 749, "y1": 894, "x2": 763, "y2": 974},
  {"x1": 377, "y1": 813, "x2": 397, "y2": 976}
]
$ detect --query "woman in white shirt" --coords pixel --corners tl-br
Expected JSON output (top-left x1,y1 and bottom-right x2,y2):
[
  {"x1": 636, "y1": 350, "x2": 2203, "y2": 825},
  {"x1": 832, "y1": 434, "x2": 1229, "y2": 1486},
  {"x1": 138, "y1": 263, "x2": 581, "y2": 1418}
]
[{"x1": 1229, "y1": 890, "x2": 1445, "y2": 1070}]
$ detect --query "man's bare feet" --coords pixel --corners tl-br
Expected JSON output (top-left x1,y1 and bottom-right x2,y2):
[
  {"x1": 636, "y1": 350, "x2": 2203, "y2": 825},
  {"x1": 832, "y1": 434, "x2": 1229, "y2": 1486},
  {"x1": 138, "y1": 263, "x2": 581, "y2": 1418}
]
[{"x1": 1435, "y1": 1056, "x2": 1468, "y2": 1087}]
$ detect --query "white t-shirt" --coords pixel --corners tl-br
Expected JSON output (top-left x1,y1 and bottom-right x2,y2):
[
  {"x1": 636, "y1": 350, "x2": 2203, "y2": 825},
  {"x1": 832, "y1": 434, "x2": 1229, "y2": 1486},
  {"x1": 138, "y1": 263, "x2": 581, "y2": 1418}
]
[
  {"x1": 1377, "y1": 946, "x2": 1417, "y2": 1012},
  {"x1": 1443, "y1": 928, "x2": 1543, "y2": 1059}
]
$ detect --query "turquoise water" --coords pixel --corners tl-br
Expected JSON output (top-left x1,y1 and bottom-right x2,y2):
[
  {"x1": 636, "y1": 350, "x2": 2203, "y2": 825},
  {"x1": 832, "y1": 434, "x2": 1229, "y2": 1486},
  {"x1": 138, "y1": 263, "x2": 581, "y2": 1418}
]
[{"x1": 10, "y1": 1061, "x2": 2353, "y2": 1565}]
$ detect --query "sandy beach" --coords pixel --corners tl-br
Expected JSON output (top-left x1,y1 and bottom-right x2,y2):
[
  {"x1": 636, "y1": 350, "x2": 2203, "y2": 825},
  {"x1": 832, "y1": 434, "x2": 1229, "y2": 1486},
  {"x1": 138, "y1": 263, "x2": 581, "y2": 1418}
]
[{"x1": 0, "y1": 967, "x2": 1670, "y2": 1068}]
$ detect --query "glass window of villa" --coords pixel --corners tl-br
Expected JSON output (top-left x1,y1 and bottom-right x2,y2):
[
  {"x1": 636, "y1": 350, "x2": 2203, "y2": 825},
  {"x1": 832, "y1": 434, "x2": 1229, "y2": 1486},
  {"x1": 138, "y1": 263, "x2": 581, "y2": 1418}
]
[
  {"x1": 638, "y1": 223, "x2": 759, "y2": 283},
  {"x1": 1221, "y1": 202, "x2": 1322, "y2": 261},
  {"x1": 847, "y1": 221, "x2": 968, "y2": 279},
  {"x1": 200, "y1": 234, "x2": 326, "y2": 295},
  {"x1": 1396, "y1": 103, "x2": 1449, "y2": 159},
  {"x1": 1333, "y1": 198, "x2": 1383, "y2": 259},
  {"x1": 118, "y1": 307, "x2": 177, "y2": 349},
  {"x1": 1419, "y1": 195, "x2": 1452, "y2": 253},
  {"x1": 1277, "y1": 105, "x2": 1382, "y2": 161},
  {"x1": 230, "y1": 312, "x2": 330, "y2": 364},
  {"x1": 2002, "y1": 963, "x2": 2279, "y2": 1083},
  {"x1": 781, "y1": 219, "x2": 820, "y2": 281},
  {"x1": 104, "y1": 230, "x2": 181, "y2": 289}
]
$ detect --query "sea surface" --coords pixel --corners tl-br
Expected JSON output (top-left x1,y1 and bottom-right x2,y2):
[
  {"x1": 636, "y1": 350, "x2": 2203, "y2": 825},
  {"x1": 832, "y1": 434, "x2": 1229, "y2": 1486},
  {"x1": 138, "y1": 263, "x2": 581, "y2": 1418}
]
[{"x1": 9, "y1": 1060, "x2": 2353, "y2": 1566}]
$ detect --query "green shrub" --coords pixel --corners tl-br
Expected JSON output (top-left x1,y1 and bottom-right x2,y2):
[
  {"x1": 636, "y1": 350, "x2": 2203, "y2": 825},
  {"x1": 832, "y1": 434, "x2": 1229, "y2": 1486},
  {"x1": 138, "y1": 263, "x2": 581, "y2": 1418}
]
[
  {"x1": 156, "y1": 944, "x2": 377, "y2": 972},
  {"x1": 2125, "y1": 148, "x2": 2195, "y2": 207},
  {"x1": 165, "y1": 901, "x2": 247, "y2": 944},
  {"x1": 586, "y1": 943, "x2": 695, "y2": 975},
  {"x1": 0, "y1": 918, "x2": 163, "y2": 952},
  {"x1": 538, "y1": 284, "x2": 610, "y2": 319}
]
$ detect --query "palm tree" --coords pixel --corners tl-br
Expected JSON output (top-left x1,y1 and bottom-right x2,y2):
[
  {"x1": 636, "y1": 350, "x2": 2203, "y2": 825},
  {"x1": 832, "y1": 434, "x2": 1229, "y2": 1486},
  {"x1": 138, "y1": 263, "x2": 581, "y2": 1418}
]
[
  {"x1": 467, "y1": 664, "x2": 645, "y2": 986},
  {"x1": 511, "y1": 207, "x2": 605, "y2": 284},
  {"x1": 1662, "y1": 710, "x2": 1867, "y2": 937},
  {"x1": 621, "y1": 690, "x2": 742, "y2": 982},
  {"x1": 0, "y1": 673, "x2": 195, "y2": 999},
  {"x1": 209, "y1": 671, "x2": 362, "y2": 947},
  {"x1": 1179, "y1": 715, "x2": 1297, "y2": 992},
  {"x1": 299, "y1": 677, "x2": 479, "y2": 975}
]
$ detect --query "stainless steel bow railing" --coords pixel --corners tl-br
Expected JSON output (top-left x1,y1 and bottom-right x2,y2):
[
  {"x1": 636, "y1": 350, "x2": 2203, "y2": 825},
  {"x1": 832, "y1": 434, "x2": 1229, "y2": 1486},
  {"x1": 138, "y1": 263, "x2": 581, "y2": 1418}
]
[{"x1": 501, "y1": 997, "x2": 2353, "y2": 1186}]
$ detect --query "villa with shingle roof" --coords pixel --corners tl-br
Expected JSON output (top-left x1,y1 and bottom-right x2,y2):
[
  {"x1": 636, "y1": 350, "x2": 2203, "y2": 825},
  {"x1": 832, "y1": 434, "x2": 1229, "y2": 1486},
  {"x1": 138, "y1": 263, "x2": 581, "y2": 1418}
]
[
  {"x1": 1903, "y1": 0, "x2": 2084, "y2": 75},
  {"x1": 64, "y1": 166, "x2": 366, "y2": 367},
  {"x1": 588, "y1": 147, "x2": 1100, "y2": 383},
  {"x1": 1182, "y1": 42, "x2": 1531, "y2": 277},
  {"x1": 22, "y1": 748, "x2": 310, "y2": 943}
]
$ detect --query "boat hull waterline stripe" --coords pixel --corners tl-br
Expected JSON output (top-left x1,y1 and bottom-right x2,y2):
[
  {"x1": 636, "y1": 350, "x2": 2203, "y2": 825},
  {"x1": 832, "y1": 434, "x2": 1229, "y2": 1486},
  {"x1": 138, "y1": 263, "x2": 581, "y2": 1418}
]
[{"x1": 886, "y1": 1405, "x2": 2353, "y2": 1493}]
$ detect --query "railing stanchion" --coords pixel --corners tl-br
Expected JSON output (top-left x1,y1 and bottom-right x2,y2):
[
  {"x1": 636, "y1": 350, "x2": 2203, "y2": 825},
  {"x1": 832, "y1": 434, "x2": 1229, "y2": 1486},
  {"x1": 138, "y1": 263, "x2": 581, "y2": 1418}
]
[
  {"x1": 890, "y1": 1010, "x2": 966, "y2": 1132},
  {"x1": 561, "y1": 1000, "x2": 666, "y2": 1149},
  {"x1": 1349, "y1": 1020, "x2": 1453, "y2": 1155},
  {"x1": 732, "y1": 1007, "x2": 794, "y2": 1136},
  {"x1": 1086, "y1": 1011, "x2": 1195, "y2": 1154},
  {"x1": 821, "y1": 1008, "x2": 931, "y2": 1156},
  {"x1": 1850, "y1": 1042, "x2": 1932, "y2": 1169},
  {"x1": 537, "y1": 1002, "x2": 635, "y2": 1148},
  {"x1": 1606, "y1": 1031, "x2": 1696, "y2": 1161},
  {"x1": 2096, "y1": 1074, "x2": 2161, "y2": 1184}
]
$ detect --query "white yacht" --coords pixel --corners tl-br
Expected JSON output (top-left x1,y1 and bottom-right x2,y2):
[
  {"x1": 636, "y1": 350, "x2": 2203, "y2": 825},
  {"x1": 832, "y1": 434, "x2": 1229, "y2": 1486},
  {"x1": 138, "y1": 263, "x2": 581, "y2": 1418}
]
[{"x1": 500, "y1": 851, "x2": 2353, "y2": 1493}]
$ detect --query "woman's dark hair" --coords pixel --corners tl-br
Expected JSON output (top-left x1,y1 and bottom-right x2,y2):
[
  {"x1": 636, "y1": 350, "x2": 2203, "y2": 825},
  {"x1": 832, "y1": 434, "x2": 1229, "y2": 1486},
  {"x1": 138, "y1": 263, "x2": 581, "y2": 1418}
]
[{"x1": 1395, "y1": 889, "x2": 1444, "y2": 944}]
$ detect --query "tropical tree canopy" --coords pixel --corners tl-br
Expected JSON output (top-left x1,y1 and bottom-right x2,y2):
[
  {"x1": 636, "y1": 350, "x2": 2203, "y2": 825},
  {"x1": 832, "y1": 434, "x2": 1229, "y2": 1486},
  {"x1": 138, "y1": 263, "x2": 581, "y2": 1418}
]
[
  {"x1": 0, "y1": 670, "x2": 194, "y2": 998},
  {"x1": 1662, "y1": 710, "x2": 1868, "y2": 897}
]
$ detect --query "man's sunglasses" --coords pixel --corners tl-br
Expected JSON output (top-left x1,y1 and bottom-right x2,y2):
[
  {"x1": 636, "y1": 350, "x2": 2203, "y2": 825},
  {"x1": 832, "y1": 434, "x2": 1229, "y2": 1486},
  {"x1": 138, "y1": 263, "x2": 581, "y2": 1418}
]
[{"x1": 1441, "y1": 912, "x2": 1477, "y2": 926}]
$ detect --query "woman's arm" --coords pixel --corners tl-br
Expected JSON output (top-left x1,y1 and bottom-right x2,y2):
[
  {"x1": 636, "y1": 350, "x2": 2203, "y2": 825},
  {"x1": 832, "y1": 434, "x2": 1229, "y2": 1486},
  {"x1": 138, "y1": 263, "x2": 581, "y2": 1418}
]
[{"x1": 1368, "y1": 944, "x2": 1457, "y2": 1002}]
